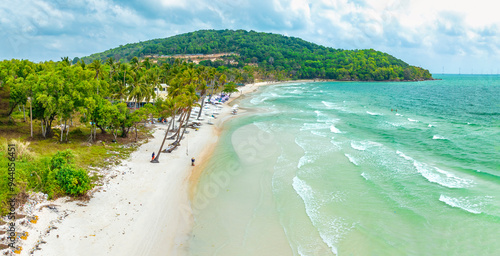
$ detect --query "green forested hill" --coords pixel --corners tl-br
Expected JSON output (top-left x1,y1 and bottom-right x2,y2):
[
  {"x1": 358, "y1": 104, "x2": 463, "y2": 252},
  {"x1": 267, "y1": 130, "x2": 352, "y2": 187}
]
[{"x1": 82, "y1": 29, "x2": 433, "y2": 81}]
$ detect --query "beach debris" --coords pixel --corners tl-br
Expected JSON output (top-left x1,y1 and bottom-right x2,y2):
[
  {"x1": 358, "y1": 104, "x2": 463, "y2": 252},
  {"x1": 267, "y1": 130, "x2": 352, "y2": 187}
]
[
  {"x1": 13, "y1": 245, "x2": 22, "y2": 254},
  {"x1": 20, "y1": 232, "x2": 28, "y2": 240},
  {"x1": 29, "y1": 215, "x2": 39, "y2": 223}
]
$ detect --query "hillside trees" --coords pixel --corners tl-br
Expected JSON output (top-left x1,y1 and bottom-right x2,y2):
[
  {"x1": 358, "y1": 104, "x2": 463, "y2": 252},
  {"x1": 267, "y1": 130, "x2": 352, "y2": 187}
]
[{"x1": 82, "y1": 29, "x2": 433, "y2": 81}]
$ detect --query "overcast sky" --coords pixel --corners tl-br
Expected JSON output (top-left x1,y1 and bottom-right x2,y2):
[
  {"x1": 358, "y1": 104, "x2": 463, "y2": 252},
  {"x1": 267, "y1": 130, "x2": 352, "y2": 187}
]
[{"x1": 1, "y1": 0, "x2": 499, "y2": 74}]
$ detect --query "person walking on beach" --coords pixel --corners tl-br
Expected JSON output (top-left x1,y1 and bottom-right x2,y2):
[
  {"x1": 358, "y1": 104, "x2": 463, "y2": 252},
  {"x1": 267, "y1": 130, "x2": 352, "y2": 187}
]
[
  {"x1": 152, "y1": 152, "x2": 155, "y2": 161},
  {"x1": 191, "y1": 157, "x2": 195, "y2": 166}
]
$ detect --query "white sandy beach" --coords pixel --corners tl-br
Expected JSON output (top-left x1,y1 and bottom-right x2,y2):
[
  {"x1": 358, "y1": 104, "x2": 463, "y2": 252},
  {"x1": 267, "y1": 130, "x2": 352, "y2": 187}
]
[{"x1": 6, "y1": 81, "x2": 273, "y2": 256}]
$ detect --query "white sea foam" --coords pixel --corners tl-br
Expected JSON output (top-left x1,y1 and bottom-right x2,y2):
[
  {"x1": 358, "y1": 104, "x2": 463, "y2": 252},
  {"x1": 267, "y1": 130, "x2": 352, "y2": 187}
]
[
  {"x1": 433, "y1": 135, "x2": 447, "y2": 140},
  {"x1": 397, "y1": 151, "x2": 474, "y2": 188},
  {"x1": 439, "y1": 195, "x2": 482, "y2": 214},
  {"x1": 395, "y1": 113, "x2": 403, "y2": 116},
  {"x1": 321, "y1": 101, "x2": 349, "y2": 112},
  {"x1": 298, "y1": 155, "x2": 317, "y2": 168},
  {"x1": 386, "y1": 121, "x2": 402, "y2": 127},
  {"x1": 294, "y1": 137, "x2": 307, "y2": 152},
  {"x1": 250, "y1": 96, "x2": 268, "y2": 104},
  {"x1": 330, "y1": 139, "x2": 342, "y2": 150},
  {"x1": 428, "y1": 124, "x2": 434, "y2": 127},
  {"x1": 310, "y1": 130, "x2": 328, "y2": 137},
  {"x1": 413, "y1": 160, "x2": 473, "y2": 188},
  {"x1": 351, "y1": 141, "x2": 366, "y2": 151},
  {"x1": 351, "y1": 140, "x2": 382, "y2": 151},
  {"x1": 330, "y1": 125, "x2": 342, "y2": 134},
  {"x1": 366, "y1": 111, "x2": 382, "y2": 116},
  {"x1": 344, "y1": 154, "x2": 359, "y2": 166},
  {"x1": 396, "y1": 150, "x2": 413, "y2": 161},
  {"x1": 408, "y1": 118, "x2": 419, "y2": 122},
  {"x1": 361, "y1": 172, "x2": 369, "y2": 180},
  {"x1": 321, "y1": 101, "x2": 334, "y2": 108},
  {"x1": 315, "y1": 110, "x2": 335, "y2": 123},
  {"x1": 292, "y1": 177, "x2": 345, "y2": 255}
]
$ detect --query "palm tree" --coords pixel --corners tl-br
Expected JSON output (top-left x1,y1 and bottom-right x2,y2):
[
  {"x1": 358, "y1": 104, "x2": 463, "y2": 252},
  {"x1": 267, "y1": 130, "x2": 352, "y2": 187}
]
[
  {"x1": 196, "y1": 66, "x2": 209, "y2": 119},
  {"x1": 160, "y1": 63, "x2": 171, "y2": 84},
  {"x1": 127, "y1": 70, "x2": 151, "y2": 109},
  {"x1": 88, "y1": 59, "x2": 103, "y2": 80},
  {"x1": 130, "y1": 57, "x2": 141, "y2": 72},
  {"x1": 223, "y1": 81, "x2": 239, "y2": 97},
  {"x1": 78, "y1": 60, "x2": 86, "y2": 70},
  {"x1": 142, "y1": 57, "x2": 151, "y2": 70},
  {"x1": 61, "y1": 57, "x2": 70, "y2": 66},
  {"x1": 175, "y1": 84, "x2": 199, "y2": 144},
  {"x1": 207, "y1": 68, "x2": 218, "y2": 100},
  {"x1": 111, "y1": 63, "x2": 131, "y2": 101},
  {"x1": 152, "y1": 97, "x2": 177, "y2": 163},
  {"x1": 145, "y1": 67, "x2": 161, "y2": 104},
  {"x1": 218, "y1": 73, "x2": 227, "y2": 97},
  {"x1": 107, "y1": 57, "x2": 116, "y2": 81},
  {"x1": 88, "y1": 59, "x2": 103, "y2": 94}
]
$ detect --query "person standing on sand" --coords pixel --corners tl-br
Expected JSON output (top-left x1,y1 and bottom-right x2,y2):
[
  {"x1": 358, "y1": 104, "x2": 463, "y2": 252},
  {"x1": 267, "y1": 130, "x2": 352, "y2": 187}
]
[
  {"x1": 152, "y1": 152, "x2": 155, "y2": 161},
  {"x1": 191, "y1": 157, "x2": 195, "y2": 166}
]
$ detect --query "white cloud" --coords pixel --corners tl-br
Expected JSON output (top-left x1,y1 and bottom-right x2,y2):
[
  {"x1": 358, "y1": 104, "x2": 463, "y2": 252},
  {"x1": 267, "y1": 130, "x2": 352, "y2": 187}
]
[{"x1": 0, "y1": 0, "x2": 499, "y2": 73}]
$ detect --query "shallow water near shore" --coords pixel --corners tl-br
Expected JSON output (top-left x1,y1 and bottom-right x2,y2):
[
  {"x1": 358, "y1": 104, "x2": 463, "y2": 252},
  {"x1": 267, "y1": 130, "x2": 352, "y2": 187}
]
[{"x1": 188, "y1": 75, "x2": 500, "y2": 255}]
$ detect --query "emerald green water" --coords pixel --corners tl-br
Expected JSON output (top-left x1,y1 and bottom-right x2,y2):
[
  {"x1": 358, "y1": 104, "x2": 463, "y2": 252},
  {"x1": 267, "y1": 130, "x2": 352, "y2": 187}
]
[{"x1": 188, "y1": 75, "x2": 500, "y2": 255}]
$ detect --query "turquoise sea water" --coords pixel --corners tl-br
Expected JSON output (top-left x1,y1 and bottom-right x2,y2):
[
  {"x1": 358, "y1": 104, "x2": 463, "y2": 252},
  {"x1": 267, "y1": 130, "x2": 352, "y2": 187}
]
[{"x1": 188, "y1": 75, "x2": 500, "y2": 255}]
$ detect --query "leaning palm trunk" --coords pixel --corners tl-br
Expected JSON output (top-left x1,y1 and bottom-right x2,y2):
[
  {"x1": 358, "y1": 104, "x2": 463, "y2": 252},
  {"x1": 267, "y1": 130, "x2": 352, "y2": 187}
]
[
  {"x1": 197, "y1": 95, "x2": 206, "y2": 119},
  {"x1": 170, "y1": 110, "x2": 186, "y2": 140},
  {"x1": 174, "y1": 110, "x2": 187, "y2": 142},
  {"x1": 152, "y1": 116, "x2": 173, "y2": 162},
  {"x1": 170, "y1": 110, "x2": 176, "y2": 133},
  {"x1": 177, "y1": 107, "x2": 192, "y2": 144}
]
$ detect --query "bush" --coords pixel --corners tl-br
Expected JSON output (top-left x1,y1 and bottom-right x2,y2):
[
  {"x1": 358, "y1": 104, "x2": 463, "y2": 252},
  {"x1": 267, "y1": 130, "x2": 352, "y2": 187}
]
[
  {"x1": 0, "y1": 146, "x2": 93, "y2": 215},
  {"x1": 50, "y1": 150, "x2": 75, "y2": 170},
  {"x1": 50, "y1": 150, "x2": 91, "y2": 196},
  {"x1": 55, "y1": 166, "x2": 91, "y2": 196}
]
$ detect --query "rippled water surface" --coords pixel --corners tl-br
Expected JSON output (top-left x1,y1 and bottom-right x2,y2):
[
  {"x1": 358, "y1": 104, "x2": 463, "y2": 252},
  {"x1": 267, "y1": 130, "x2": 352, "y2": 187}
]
[{"x1": 189, "y1": 75, "x2": 500, "y2": 255}]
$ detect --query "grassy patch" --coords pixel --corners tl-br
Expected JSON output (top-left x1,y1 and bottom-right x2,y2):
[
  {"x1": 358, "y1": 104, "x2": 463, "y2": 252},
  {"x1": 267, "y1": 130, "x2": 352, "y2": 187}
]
[{"x1": 0, "y1": 115, "x2": 153, "y2": 215}]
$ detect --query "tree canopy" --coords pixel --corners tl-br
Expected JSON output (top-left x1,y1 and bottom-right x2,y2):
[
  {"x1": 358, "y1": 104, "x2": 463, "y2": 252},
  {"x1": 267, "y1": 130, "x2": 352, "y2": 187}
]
[{"x1": 82, "y1": 29, "x2": 433, "y2": 81}]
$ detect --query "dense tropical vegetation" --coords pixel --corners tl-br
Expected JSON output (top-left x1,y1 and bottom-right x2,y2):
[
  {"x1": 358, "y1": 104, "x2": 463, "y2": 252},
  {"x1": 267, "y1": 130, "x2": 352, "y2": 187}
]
[
  {"x1": 82, "y1": 29, "x2": 433, "y2": 81},
  {"x1": 0, "y1": 57, "x2": 236, "y2": 215}
]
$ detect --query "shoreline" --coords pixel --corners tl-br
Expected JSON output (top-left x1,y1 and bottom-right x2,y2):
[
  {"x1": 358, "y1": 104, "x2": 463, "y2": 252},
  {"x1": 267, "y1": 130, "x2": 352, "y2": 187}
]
[
  {"x1": 186, "y1": 79, "x2": 301, "y2": 198},
  {"x1": 187, "y1": 81, "x2": 276, "y2": 199},
  {"x1": 6, "y1": 80, "x2": 276, "y2": 256}
]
